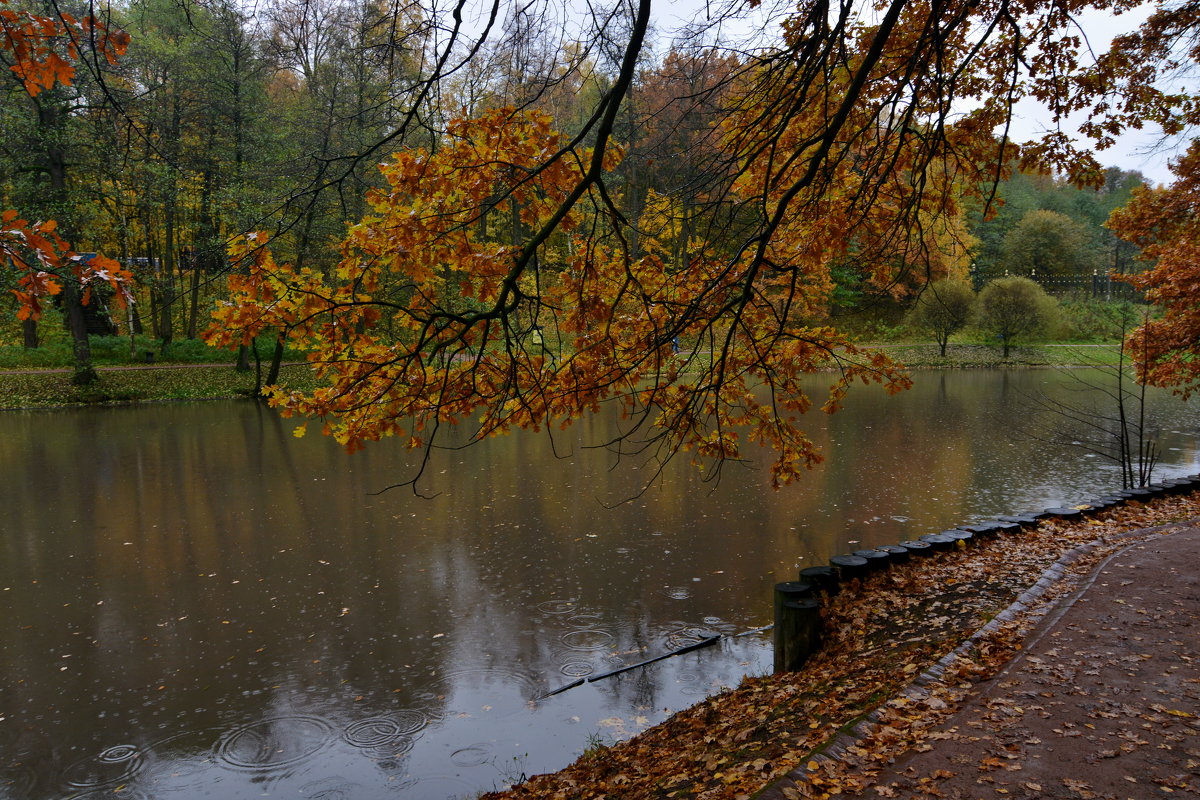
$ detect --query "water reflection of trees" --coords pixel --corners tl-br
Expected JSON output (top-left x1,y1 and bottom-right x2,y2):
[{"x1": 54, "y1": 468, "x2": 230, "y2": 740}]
[{"x1": 0, "y1": 379, "x2": 1196, "y2": 795}]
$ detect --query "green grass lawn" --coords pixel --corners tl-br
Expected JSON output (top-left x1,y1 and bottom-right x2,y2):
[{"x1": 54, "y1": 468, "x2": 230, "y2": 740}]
[
  {"x1": 0, "y1": 341, "x2": 1129, "y2": 411},
  {"x1": 0, "y1": 364, "x2": 320, "y2": 409},
  {"x1": 872, "y1": 342, "x2": 1124, "y2": 368}
]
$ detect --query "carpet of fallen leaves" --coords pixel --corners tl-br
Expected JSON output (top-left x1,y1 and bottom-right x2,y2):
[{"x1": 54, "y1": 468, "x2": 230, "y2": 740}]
[
  {"x1": 480, "y1": 492, "x2": 1200, "y2": 800},
  {"x1": 799, "y1": 513, "x2": 1200, "y2": 800}
]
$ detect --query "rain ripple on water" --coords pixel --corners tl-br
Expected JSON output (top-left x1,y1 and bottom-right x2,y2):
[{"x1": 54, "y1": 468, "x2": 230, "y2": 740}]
[
  {"x1": 663, "y1": 625, "x2": 713, "y2": 651},
  {"x1": 559, "y1": 629, "x2": 615, "y2": 651},
  {"x1": 62, "y1": 744, "x2": 144, "y2": 790},
  {"x1": 343, "y1": 711, "x2": 428, "y2": 758},
  {"x1": 536, "y1": 599, "x2": 577, "y2": 614},
  {"x1": 216, "y1": 716, "x2": 335, "y2": 770}
]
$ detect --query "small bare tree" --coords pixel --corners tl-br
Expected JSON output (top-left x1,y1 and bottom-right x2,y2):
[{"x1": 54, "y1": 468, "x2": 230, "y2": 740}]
[{"x1": 1028, "y1": 308, "x2": 1159, "y2": 489}]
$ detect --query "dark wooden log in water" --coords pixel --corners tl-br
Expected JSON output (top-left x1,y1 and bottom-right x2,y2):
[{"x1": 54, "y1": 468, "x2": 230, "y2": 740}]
[
  {"x1": 539, "y1": 678, "x2": 585, "y2": 699},
  {"x1": 539, "y1": 633, "x2": 723, "y2": 698},
  {"x1": 587, "y1": 634, "x2": 721, "y2": 683}
]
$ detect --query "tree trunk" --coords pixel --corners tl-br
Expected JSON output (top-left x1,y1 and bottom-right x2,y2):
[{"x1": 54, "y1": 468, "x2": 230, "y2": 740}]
[
  {"x1": 266, "y1": 336, "x2": 285, "y2": 386},
  {"x1": 236, "y1": 343, "x2": 251, "y2": 372},
  {"x1": 144, "y1": 228, "x2": 160, "y2": 339},
  {"x1": 189, "y1": 169, "x2": 216, "y2": 339},
  {"x1": 252, "y1": 339, "x2": 263, "y2": 395},
  {"x1": 22, "y1": 319, "x2": 38, "y2": 349},
  {"x1": 159, "y1": 94, "x2": 182, "y2": 352},
  {"x1": 63, "y1": 281, "x2": 97, "y2": 385},
  {"x1": 187, "y1": 249, "x2": 201, "y2": 339},
  {"x1": 160, "y1": 208, "x2": 176, "y2": 351},
  {"x1": 116, "y1": 204, "x2": 135, "y2": 360},
  {"x1": 41, "y1": 97, "x2": 96, "y2": 383}
]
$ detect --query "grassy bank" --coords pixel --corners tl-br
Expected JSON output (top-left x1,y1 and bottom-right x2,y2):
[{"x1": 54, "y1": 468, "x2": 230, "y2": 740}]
[
  {"x1": 0, "y1": 342, "x2": 1124, "y2": 410},
  {"x1": 0, "y1": 363, "x2": 319, "y2": 409},
  {"x1": 877, "y1": 342, "x2": 1123, "y2": 368}
]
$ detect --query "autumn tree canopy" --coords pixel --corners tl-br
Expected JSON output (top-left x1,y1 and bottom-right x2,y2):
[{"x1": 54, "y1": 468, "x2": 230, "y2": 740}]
[
  {"x1": 1097, "y1": 0, "x2": 1200, "y2": 400},
  {"x1": 1002, "y1": 209, "x2": 1097, "y2": 277},
  {"x1": 193, "y1": 0, "x2": 1199, "y2": 490},
  {"x1": 1110, "y1": 140, "x2": 1200, "y2": 399}
]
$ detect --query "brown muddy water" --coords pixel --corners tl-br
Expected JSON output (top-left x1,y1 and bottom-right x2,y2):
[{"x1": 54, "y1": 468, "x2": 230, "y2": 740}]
[{"x1": 1, "y1": 369, "x2": 1197, "y2": 799}]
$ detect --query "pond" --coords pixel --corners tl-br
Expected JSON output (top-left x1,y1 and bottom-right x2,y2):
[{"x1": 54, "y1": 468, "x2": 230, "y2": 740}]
[{"x1": 1, "y1": 368, "x2": 1197, "y2": 799}]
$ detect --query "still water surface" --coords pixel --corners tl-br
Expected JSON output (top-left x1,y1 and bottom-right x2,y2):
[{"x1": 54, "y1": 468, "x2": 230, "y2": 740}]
[{"x1": 1, "y1": 369, "x2": 1197, "y2": 799}]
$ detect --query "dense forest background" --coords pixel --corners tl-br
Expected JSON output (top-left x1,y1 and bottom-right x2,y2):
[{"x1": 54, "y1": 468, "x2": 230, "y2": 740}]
[{"x1": 0, "y1": 0, "x2": 1153, "y2": 352}]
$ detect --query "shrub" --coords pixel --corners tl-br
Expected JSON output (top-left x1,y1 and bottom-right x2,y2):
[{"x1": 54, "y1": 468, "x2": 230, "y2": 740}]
[
  {"x1": 977, "y1": 276, "x2": 1056, "y2": 357},
  {"x1": 905, "y1": 279, "x2": 975, "y2": 355},
  {"x1": 1056, "y1": 298, "x2": 1145, "y2": 341}
]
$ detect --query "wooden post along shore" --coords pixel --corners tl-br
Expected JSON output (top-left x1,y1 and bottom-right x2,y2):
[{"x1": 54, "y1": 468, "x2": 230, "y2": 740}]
[
  {"x1": 773, "y1": 582, "x2": 821, "y2": 672},
  {"x1": 771, "y1": 473, "x2": 1200, "y2": 675}
]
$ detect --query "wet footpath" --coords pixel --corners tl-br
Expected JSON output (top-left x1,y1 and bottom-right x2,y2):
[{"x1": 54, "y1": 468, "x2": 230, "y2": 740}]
[{"x1": 767, "y1": 524, "x2": 1200, "y2": 800}]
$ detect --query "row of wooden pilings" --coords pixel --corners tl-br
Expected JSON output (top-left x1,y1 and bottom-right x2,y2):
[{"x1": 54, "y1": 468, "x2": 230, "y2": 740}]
[{"x1": 773, "y1": 474, "x2": 1200, "y2": 673}]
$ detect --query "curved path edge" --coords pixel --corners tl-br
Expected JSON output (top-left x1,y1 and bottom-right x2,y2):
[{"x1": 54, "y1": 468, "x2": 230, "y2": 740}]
[{"x1": 757, "y1": 519, "x2": 1199, "y2": 800}]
